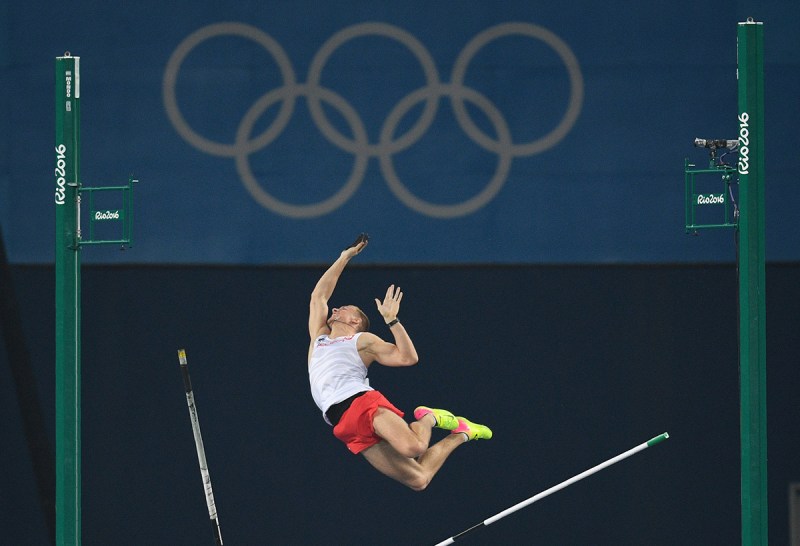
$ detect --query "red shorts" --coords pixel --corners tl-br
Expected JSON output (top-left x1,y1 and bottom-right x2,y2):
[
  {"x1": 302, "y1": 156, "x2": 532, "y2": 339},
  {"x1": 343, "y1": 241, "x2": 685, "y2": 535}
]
[{"x1": 332, "y1": 390, "x2": 404, "y2": 454}]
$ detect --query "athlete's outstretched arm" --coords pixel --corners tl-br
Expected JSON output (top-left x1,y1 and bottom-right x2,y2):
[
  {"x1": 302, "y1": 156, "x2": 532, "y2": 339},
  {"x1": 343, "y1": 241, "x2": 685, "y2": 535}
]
[
  {"x1": 308, "y1": 235, "x2": 368, "y2": 339},
  {"x1": 359, "y1": 285, "x2": 419, "y2": 367}
]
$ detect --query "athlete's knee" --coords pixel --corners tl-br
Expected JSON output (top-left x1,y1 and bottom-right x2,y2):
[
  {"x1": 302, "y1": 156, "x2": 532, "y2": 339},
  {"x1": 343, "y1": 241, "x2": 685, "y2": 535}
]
[
  {"x1": 395, "y1": 437, "x2": 427, "y2": 459},
  {"x1": 405, "y1": 473, "x2": 431, "y2": 492}
]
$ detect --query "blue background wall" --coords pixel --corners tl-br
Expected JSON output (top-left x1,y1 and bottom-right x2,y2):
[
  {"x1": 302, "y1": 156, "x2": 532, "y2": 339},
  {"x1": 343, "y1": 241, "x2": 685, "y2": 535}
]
[
  {"x1": 1, "y1": 1, "x2": 798, "y2": 264},
  {"x1": 2, "y1": 1, "x2": 800, "y2": 545}
]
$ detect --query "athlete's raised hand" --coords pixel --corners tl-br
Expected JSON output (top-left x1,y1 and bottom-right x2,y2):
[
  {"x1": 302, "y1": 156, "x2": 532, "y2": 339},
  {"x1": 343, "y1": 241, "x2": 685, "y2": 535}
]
[
  {"x1": 342, "y1": 232, "x2": 369, "y2": 258},
  {"x1": 375, "y1": 284, "x2": 403, "y2": 324}
]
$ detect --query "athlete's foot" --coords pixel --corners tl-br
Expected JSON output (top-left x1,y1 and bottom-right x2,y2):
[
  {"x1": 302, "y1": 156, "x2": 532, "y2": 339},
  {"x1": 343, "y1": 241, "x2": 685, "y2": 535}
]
[
  {"x1": 414, "y1": 406, "x2": 459, "y2": 430},
  {"x1": 452, "y1": 417, "x2": 493, "y2": 441}
]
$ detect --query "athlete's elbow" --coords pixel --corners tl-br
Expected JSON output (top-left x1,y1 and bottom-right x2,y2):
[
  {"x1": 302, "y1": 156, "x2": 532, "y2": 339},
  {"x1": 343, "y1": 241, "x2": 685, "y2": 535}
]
[
  {"x1": 406, "y1": 475, "x2": 431, "y2": 492},
  {"x1": 388, "y1": 351, "x2": 418, "y2": 367},
  {"x1": 403, "y1": 355, "x2": 419, "y2": 366}
]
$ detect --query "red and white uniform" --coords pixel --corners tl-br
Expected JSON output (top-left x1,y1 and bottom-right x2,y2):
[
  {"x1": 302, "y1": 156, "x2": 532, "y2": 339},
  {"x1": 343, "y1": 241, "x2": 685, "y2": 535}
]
[{"x1": 308, "y1": 333, "x2": 373, "y2": 425}]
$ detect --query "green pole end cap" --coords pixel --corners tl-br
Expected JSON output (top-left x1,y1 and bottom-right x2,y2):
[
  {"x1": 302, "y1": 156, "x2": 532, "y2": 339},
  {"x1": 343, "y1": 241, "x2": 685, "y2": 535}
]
[{"x1": 647, "y1": 432, "x2": 670, "y2": 447}]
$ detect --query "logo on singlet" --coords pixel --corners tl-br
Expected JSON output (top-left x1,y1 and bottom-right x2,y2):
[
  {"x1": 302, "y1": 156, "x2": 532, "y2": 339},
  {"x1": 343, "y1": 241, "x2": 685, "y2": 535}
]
[{"x1": 316, "y1": 335, "x2": 356, "y2": 347}]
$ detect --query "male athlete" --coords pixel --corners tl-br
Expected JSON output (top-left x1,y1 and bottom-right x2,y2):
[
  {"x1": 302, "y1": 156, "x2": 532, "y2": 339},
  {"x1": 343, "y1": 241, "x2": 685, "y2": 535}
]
[{"x1": 308, "y1": 234, "x2": 492, "y2": 491}]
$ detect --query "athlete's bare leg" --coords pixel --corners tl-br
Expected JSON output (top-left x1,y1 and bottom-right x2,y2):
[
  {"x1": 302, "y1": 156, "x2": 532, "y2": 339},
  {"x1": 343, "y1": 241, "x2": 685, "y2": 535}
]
[{"x1": 361, "y1": 408, "x2": 466, "y2": 491}]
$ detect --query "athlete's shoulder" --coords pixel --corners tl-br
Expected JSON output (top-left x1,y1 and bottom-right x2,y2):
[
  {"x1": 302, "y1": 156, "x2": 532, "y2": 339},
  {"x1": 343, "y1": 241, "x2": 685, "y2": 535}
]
[{"x1": 355, "y1": 331, "x2": 383, "y2": 347}]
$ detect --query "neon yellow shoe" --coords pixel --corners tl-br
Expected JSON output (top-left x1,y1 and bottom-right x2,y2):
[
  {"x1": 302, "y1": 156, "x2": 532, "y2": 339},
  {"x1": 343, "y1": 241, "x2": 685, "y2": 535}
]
[
  {"x1": 414, "y1": 406, "x2": 459, "y2": 430},
  {"x1": 452, "y1": 417, "x2": 493, "y2": 441}
]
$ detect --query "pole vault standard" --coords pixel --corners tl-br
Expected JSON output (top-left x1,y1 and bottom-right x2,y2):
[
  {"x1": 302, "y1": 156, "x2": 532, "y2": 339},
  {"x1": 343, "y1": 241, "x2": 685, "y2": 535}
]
[
  {"x1": 684, "y1": 19, "x2": 766, "y2": 545},
  {"x1": 55, "y1": 53, "x2": 137, "y2": 546},
  {"x1": 735, "y1": 19, "x2": 766, "y2": 546},
  {"x1": 177, "y1": 350, "x2": 223, "y2": 546},
  {"x1": 434, "y1": 432, "x2": 670, "y2": 546}
]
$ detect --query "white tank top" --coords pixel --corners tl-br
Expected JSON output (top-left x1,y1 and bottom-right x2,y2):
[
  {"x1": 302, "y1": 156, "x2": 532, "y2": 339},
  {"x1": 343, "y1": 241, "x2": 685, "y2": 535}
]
[{"x1": 308, "y1": 333, "x2": 372, "y2": 425}]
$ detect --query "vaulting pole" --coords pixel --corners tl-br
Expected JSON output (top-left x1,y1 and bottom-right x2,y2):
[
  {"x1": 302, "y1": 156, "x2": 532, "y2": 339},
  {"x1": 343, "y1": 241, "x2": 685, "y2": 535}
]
[
  {"x1": 433, "y1": 433, "x2": 669, "y2": 545},
  {"x1": 177, "y1": 350, "x2": 224, "y2": 545}
]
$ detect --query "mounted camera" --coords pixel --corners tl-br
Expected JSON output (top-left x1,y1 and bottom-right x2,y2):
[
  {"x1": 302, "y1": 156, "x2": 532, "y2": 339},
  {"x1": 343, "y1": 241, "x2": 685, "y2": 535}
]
[{"x1": 693, "y1": 138, "x2": 739, "y2": 150}]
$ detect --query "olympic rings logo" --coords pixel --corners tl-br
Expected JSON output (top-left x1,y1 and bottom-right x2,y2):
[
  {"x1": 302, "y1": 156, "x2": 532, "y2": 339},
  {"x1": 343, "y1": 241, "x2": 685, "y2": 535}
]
[{"x1": 163, "y1": 21, "x2": 583, "y2": 218}]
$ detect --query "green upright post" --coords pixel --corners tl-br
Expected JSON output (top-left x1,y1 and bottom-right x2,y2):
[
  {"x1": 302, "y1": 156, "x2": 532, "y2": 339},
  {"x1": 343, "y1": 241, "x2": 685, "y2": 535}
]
[
  {"x1": 736, "y1": 19, "x2": 767, "y2": 546},
  {"x1": 54, "y1": 53, "x2": 81, "y2": 546}
]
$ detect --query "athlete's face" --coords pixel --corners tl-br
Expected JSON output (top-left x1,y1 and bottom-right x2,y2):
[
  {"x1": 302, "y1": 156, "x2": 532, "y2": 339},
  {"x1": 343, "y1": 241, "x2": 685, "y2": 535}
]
[{"x1": 328, "y1": 305, "x2": 359, "y2": 327}]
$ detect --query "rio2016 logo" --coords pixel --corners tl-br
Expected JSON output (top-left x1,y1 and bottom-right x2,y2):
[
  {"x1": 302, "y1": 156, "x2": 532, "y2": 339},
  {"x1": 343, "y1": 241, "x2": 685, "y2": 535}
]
[
  {"x1": 738, "y1": 111, "x2": 750, "y2": 175},
  {"x1": 94, "y1": 210, "x2": 120, "y2": 220},
  {"x1": 55, "y1": 144, "x2": 67, "y2": 205},
  {"x1": 163, "y1": 21, "x2": 584, "y2": 219},
  {"x1": 696, "y1": 194, "x2": 725, "y2": 205}
]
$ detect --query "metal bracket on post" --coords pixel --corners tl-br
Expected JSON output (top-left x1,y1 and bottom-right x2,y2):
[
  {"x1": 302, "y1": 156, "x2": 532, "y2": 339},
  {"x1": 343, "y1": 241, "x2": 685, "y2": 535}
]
[
  {"x1": 684, "y1": 140, "x2": 739, "y2": 234},
  {"x1": 78, "y1": 175, "x2": 138, "y2": 248}
]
